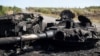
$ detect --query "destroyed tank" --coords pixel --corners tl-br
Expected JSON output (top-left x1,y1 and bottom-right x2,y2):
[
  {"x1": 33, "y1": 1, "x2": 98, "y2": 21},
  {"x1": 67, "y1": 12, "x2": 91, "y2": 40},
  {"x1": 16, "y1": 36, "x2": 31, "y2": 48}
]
[
  {"x1": 45, "y1": 10, "x2": 99, "y2": 46},
  {"x1": 0, "y1": 10, "x2": 99, "y2": 56}
]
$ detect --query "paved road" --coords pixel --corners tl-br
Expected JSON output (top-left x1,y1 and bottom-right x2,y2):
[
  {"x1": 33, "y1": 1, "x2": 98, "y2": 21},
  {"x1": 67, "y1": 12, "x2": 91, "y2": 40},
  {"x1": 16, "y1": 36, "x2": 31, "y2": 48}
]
[{"x1": 42, "y1": 15, "x2": 57, "y2": 23}]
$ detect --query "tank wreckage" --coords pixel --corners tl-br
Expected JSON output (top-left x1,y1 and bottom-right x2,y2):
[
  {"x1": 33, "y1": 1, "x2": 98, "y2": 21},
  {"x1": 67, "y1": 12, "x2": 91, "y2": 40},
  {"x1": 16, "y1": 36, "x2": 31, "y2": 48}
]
[{"x1": 0, "y1": 10, "x2": 99, "y2": 55}]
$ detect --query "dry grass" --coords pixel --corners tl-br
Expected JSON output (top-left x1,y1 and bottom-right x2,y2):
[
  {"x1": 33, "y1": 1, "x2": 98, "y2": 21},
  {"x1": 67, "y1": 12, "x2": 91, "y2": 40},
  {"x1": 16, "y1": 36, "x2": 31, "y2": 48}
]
[
  {"x1": 88, "y1": 17, "x2": 100, "y2": 23},
  {"x1": 91, "y1": 19, "x2": 100, "y2": 23}
]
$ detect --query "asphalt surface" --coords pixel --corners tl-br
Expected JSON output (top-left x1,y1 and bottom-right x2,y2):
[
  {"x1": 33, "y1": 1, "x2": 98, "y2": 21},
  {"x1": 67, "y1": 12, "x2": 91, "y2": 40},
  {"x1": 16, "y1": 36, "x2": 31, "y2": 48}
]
[{"x1": 43, "y1": 15, "x2": 57, "y2": 23}]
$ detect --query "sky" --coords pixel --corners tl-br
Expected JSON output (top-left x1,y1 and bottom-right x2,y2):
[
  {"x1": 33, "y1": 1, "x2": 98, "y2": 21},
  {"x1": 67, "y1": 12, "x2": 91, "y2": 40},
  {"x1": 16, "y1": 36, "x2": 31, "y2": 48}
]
[{"x1": 0, "y1": 0, "x2": 100, "y2": 8}]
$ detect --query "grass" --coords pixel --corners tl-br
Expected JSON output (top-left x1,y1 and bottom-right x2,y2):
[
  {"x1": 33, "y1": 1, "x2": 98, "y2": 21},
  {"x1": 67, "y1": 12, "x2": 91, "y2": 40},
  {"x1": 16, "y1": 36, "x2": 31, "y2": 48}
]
[{"x1": 91, "y1": 19, "x2": 100, "y2": 23}]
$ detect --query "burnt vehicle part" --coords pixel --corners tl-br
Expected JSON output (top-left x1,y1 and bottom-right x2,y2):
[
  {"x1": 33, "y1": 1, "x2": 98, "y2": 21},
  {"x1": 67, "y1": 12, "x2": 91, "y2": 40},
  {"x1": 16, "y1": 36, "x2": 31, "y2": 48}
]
[
  {"x1": 0, "y1": 13, "x2": 44, "y2": 56},
  {"x1": 45, "y1": 10, "x2": 99, "y2": 47},
  {"x1": 0, "y1": 31, "x2": 55, "y2": 55},
  {"x1": 0, "y1": 13, "x2": 43, "y2": 37},
  {"x1": 0, "y1": 29, "x2": 99, "y2": 55}
]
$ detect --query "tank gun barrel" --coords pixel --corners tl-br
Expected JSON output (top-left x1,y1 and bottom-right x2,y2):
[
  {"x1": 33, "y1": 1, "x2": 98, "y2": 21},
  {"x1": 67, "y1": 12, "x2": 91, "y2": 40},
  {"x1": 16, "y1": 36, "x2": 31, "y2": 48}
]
[
  {"x1": 0, "y1": 31, "x2": 55, "y2": 45},
  {"x1": 0, "y1": 29, "x2": 98, "y2": 45}
]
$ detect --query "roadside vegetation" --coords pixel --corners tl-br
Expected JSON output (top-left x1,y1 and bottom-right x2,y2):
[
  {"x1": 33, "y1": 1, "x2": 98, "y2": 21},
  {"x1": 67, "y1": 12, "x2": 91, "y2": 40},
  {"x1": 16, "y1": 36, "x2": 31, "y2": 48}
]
[
  {"x1": 0, "y1": 5, "x2": 22, "y2": 16},
  {"x1": 0, "y1": 5, "x2": 100, "y2": 23},
  {"x1": 26, "y1": 6, "x2": 100, "y2": 23}
]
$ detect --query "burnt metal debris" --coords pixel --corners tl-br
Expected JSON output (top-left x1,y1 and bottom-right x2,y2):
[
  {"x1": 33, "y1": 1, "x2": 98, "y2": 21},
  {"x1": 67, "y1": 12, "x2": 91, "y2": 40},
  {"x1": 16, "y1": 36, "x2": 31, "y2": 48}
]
[
  {"x1": 0, "y1": 13, "x2": 43, "y2": 37},
  {"x1": 0, "y1": 10, "x2": 99, "y2": 56}
]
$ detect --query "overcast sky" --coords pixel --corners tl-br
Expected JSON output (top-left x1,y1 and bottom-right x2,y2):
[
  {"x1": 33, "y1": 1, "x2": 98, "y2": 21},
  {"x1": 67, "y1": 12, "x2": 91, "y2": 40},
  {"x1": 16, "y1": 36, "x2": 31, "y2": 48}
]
[{"x1": 0, "y1": 0, "x2": 100, "y2": 8}]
